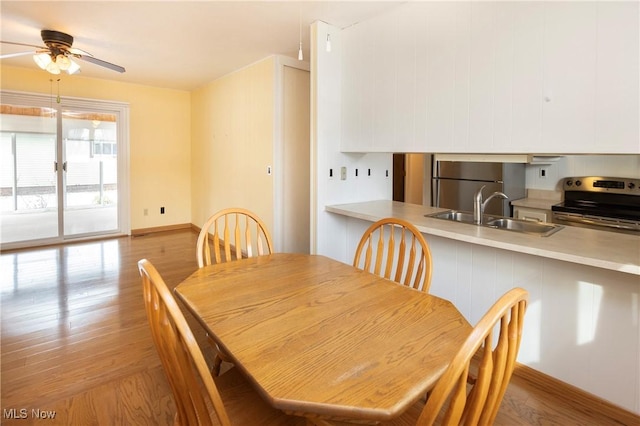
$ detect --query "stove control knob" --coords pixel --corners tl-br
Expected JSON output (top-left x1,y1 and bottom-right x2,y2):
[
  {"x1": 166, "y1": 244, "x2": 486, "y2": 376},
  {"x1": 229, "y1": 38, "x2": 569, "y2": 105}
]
[
  {"x1": 629, "y1": 182, "x2": 636, "y2": 189},
  {"x1": 566, "y1": 180, "x2": 573, "y2": 187},
  {"x1": 575, "y1": 180, "x2": 582, "y2": 187}
]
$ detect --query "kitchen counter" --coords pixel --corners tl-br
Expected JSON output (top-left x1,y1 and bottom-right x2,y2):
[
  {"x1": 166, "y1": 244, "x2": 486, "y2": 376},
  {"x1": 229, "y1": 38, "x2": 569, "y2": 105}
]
[
  {"x1": 326, "y1": 200, "x2": 640, "y2": 276},
  {"x1": 510, "y1": 197, "x2": 558, "y2": 210},
  {"x1": 510, "y1": 189, "x2": 562, "y2": 210},
  {"x1": 325, "y1": 199, "x2": 640, "y2": 413}
]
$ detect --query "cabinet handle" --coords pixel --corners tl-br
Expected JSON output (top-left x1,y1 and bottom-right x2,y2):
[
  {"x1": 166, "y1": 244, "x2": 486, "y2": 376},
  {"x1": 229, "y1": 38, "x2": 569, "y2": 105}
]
[{"x1": 522, "y1": 216, "x2": 542, "y2": 222}]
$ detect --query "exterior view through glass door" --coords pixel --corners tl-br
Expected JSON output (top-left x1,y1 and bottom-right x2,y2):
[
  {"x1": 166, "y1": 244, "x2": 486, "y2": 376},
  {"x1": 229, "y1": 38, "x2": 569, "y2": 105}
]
[
  {"x1": 63, "y1": 110, "x2": 118, "y2": 236},
  {"x1": 0, "y1": 105, "x2": 59, "y2": 242},
  {"x1": 0, "y1": 91, "x2": 129, "y2": 249}
]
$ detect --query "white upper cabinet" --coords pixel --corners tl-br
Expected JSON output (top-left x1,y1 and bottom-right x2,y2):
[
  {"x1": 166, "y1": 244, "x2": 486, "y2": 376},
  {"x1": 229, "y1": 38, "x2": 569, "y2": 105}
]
[
  {"x1": 542, "y1": 2, "x2": 598, "y2": 152},
  {"x1": 594, "y1": 2, "x2": 640, "y2": 153},
  {"x1": 340, "y1": 1, "x2": 639, "y2": 154}
]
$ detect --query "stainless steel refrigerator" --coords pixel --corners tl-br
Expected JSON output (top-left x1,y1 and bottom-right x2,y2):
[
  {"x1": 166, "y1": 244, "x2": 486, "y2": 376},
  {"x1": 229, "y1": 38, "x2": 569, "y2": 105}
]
[{"x1": 431, "y1": 160, "x2": 525, "y2": 217}]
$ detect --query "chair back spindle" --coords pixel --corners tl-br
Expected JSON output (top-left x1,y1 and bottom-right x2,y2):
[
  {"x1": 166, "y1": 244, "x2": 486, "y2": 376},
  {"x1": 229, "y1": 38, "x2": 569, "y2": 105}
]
[
  {"x1": 415, "y1": 288, "x2": 528, "y2": 426},
  {"x1": 354, "y1": 218, "x2": 433, "y2": 293},
  {"x1": 139, "y1": 259, "x2": 231, "y2": 426},
  {"x1": 139, "y1": 259, "x2": 302, "y2": 425},
  {"x1": 197, "y1": 208, "x2": 274, "y2": 268}
]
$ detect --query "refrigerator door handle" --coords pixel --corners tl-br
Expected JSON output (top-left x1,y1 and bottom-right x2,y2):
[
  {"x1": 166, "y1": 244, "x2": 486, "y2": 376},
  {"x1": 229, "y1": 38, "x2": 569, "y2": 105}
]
[{"x1": 432, "y1": 179, "x2": 440, "y2": 208}]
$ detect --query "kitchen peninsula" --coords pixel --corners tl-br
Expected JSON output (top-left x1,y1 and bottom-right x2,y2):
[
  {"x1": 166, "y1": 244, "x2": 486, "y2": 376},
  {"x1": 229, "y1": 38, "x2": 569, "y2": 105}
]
[
  {"x1": 326, "y1": 200, "x2": 640, "y2": 414},
  {"x1": 326, "y1": 200, "x2": 639, "y2": 275}
]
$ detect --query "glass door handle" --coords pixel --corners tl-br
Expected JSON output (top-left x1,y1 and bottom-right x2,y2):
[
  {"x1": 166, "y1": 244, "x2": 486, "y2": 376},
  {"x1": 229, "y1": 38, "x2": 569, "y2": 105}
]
[{"x1": 54, "y1": 162, "x2": 68, "y2": 172}]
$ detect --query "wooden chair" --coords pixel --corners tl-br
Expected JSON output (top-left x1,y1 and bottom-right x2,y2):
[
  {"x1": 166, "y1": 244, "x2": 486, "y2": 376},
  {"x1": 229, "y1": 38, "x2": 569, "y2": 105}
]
[
  {"x1": 381, "y1": 287, "x2": 529, "y2": 426},
  {"x1": 353, "y1": 217, "x2": 433, "y2": 293},
  {"x1": 196, "y1": 207, "x2": 274, "y2": 376},
  {"x1": 196, "y1": 207, "x2": 274, "y2": 268},
  {"x1": 138, "y1": 259, "x2": 303, "y2": 426}
]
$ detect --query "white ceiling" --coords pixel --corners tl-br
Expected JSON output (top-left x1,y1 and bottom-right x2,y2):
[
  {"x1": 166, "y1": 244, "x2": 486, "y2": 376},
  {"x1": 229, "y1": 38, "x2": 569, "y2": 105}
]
[{"x1": 1, "y1": 1, "x2": 403, "y2": 91}]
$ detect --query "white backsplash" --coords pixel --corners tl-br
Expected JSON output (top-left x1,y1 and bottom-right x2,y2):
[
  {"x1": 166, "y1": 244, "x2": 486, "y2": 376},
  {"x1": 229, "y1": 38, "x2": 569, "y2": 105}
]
[{"x1": 525, "y1": 155, "x2": 640, "y2": 190}]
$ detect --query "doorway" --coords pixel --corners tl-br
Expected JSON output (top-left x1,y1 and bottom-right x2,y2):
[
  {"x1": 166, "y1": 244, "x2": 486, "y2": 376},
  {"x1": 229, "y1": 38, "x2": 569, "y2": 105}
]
[
  {"x1": 393, "y1": 153, "x2": 429, "y2": 205},
  {"x1": 392, "y1": 154, "x2": 406, "y2": 202},
  {"x1": 0, "y1": 91, "x2": 129, "y2": 249}
]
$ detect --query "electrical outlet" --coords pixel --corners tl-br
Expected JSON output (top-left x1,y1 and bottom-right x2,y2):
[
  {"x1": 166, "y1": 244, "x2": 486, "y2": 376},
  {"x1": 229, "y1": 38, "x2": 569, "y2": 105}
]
[
  {"x1": 540, "y1": 169, "x2": 547, "y2": 178},
  {"x1": 355, "y1": 168, "x2": 359, "y2": 178},
  {"x1": 267, "y1": 165, "x2": 272, "y2": 175},
  {"x1": 367, "y1": 168, "x2": 371, "y2": 177},
  {"x1": 160, "y1": 207, "x2": 165, "y2": 214},
  {"x1": 340, "y1": 166, "x2": 347, "y2": 180},
  {"x1": 329, "y1": 168, "x2": 333, "y2": 179}
]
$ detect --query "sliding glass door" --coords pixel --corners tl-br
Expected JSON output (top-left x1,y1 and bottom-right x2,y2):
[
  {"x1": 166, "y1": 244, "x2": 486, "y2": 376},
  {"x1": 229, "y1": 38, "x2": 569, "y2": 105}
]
[
  {"x1": 0, "y1": 109, "x2": 59, "y2": 242},
  {"x1": 0, "y1": 91, "x2": 129, "y2": 249},
  {"x1": 62, "y1": 110, "x2": 119, "y2": 236}
]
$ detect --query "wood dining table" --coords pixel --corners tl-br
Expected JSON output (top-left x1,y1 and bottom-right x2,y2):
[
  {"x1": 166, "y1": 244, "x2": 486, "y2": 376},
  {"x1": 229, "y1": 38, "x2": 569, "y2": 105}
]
[{"x1": 174, "y1": 253, "x2": 472, "y2": 424}]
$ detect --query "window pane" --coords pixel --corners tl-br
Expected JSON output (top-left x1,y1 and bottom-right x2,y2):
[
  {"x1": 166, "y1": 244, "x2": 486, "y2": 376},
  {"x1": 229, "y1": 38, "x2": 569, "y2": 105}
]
[
  {"x1": 62, "y1": 110, "x2": 118, "y2": 235},
  {"x1": 0, "y1": 105, "x2": 59, "y2": 243}
]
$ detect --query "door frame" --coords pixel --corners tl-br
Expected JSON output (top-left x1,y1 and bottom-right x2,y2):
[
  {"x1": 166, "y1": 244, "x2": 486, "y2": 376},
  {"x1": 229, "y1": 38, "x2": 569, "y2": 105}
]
[{"x1": 1, "y1": 90, "x2": 130, "y2": 249}]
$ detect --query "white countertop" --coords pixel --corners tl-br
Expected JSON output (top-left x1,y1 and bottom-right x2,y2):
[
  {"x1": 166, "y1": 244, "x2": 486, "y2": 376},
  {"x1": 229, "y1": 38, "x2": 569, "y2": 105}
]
[
  {"x1": 510, "y1": 197, "x2": 559, "y2": 210},
  {"x1": 326, "y1": 200, "x2": 640, "y2": 276},
  {"x1": 510, "y1": 189, "x2": 562, "y2": 210}
]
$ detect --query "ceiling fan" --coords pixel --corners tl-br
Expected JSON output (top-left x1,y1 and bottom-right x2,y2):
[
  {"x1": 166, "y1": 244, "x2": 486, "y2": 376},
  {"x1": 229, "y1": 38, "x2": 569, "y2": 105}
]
[{"x1": 0, "y1": 29, "x2": 125, "y2": 75}]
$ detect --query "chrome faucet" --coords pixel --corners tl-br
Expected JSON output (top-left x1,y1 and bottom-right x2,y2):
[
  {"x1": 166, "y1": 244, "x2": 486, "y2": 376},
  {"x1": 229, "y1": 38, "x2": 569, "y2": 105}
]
[{"x1": 473, "y1": 185, "x2": 509, "y2": 225}]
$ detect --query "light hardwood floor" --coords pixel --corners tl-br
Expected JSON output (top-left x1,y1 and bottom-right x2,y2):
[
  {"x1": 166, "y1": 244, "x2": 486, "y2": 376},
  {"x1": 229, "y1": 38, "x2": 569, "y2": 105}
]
[{"x1": 1, "y1": 230, "x2": 638, "y2": 425}]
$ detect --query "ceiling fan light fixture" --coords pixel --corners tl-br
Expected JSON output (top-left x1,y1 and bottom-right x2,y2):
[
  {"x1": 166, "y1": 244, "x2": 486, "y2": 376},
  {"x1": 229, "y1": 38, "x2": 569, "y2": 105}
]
[
  {"x1": 67, "y1": 58, "x2": 81, "y2": 75},
  {"x1": 33, "y1": 52, "x2": 52, "y2": 70},
  {"x1": 46, "y1": 61, "x2": 61, "y2": 75},
  {"x1": 56, "y1": 54, "x2": 71, "y2": 70},
  {"x1": 11, "y1": 29, "x2": 125, "y2": 75}
]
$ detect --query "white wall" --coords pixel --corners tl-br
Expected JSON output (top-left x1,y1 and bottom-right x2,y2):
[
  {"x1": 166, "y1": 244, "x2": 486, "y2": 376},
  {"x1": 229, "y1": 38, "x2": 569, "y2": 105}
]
[
  {"x1": 311, "y1": 21, "x2": 392, "y2": 260},
  {"x1": 525, "y1": 155, "x2": 640, "y2": 190}
]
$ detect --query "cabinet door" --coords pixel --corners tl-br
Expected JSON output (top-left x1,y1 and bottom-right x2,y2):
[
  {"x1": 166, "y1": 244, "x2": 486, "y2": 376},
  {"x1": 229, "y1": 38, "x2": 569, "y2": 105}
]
[
  {"x1": 595, "y1": 2, "x2": 639, "y2": 152},
  {"x1": 542, "y1": 2, "x2": 597, "y2": 152},
  {"x1": 340, "y1": 1, "x2": 639, "y2": 154},
  {"x1": 511, "y1": 2, "x2": 545, "y2": 152}
]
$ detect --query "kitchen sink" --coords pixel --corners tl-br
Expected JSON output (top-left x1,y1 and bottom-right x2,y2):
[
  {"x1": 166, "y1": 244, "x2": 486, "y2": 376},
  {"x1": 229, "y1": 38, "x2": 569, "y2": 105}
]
[
  {"x1": 427, "y1": 210, "x2": 477, "y2": 223},
  {"x1": 485, "y1": 218, "x2": 563, "y2": 237},
  {"x1": 426, "y1": 210, "x2": 563, "y2": 237}
]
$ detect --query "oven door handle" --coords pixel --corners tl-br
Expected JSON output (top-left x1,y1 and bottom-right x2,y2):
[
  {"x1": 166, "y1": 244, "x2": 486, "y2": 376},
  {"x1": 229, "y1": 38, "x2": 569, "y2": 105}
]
[{"x1": 554, "y1": 213, "x2": 640, "y2": 232}]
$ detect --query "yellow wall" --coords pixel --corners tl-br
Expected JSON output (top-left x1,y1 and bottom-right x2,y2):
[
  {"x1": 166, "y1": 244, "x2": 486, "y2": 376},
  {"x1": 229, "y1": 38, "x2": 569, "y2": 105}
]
[
  {"x1": 191, "y1": 57, "x2": 275, "y2": 231},
  {"x1": 0, "y1": 65, "x2": 191, "y2": 231}
]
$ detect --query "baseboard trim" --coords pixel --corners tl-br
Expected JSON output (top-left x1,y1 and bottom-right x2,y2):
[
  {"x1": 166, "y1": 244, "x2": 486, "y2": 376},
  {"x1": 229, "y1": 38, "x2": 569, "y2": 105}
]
[
  {"x1": 513, "y1": 363, "x2": 640, "y2": 425},
  {"x1": 131, "y1": 223, "x2": 192, "y2": 236}
]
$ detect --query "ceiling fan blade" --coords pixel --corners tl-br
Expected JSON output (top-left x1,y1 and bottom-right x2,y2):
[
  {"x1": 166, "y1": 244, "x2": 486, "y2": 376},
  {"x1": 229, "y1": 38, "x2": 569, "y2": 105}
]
[
  {"x1": 1, "y1": 40, "x2": 46, "y2": 50},
  {"x1": 69, "y1": 47, "x2": 92, "y2": 57},
  {"x1": 0, "y1": 50, "x2": 35, "y2": 59},
  {"x1": 76, "y1": 54, "x2": 125, "y2": 73}
]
